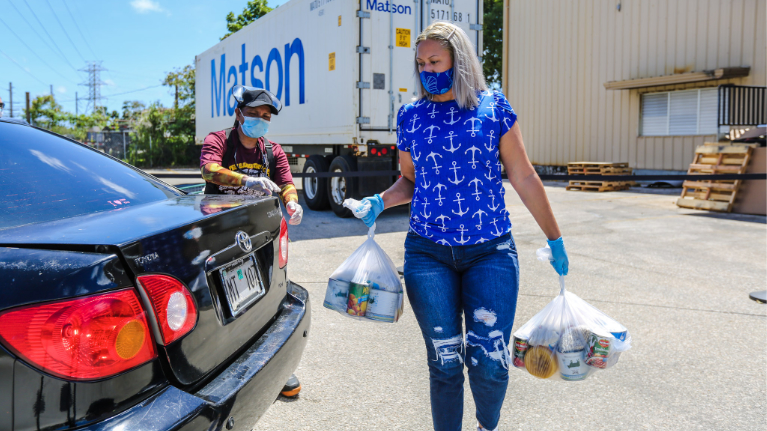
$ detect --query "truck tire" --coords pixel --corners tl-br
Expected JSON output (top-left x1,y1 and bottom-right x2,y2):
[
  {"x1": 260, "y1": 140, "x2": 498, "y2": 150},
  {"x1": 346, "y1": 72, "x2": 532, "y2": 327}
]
[
  {"x1": 327, "y1": 155, "x2": 358, "y2": 218},
  {"x1": 302, "y1": 155, "x2": 330, "y2": 210}
]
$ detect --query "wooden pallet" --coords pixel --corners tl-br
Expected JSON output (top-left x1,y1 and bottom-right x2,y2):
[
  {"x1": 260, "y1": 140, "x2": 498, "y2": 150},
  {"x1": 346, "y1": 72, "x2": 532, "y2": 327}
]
[
  {"x1": 566, "y1": 181, "x2": 631, "y2": 192},
  {"x1": 675, "y1": 144, "x2": 755, "y2": 212},
  {"x1": 567, "y1": 162, "x2": 632, "y2": 176},
  {"x1": 566, "y1": 161, "x2": 634, "y2": 191}
]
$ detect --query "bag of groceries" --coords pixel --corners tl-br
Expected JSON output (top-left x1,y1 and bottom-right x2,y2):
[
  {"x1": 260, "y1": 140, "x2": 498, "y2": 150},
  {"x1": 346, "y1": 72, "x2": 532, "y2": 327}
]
[
  {"x1": 322, "y1": 199, "x2": 404, "y2": 323},
  {"x1": 511, "y1": 246, "x2": 632, "y2": 381}
]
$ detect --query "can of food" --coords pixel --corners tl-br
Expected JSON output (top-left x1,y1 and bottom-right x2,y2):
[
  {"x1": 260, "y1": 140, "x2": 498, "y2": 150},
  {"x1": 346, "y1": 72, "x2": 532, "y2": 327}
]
[
  {"x1": 347, "y1": 281, "x2": 370, "y2": 317},
  {"x1": 585, "y1": 330, "x2": 612, "y2": 369},
  {"x1": 557, "y1": 349, "x2": 588, "y2": 381},
  {"x1": 324, "y1": 278, "x2": 351, "y2": 312},
  {"x1": 512, "y1": 336, "x2": 529, "y2": 368},
  {"x1": 366, "y1": 289, "x2": 401, "y2": 322}
]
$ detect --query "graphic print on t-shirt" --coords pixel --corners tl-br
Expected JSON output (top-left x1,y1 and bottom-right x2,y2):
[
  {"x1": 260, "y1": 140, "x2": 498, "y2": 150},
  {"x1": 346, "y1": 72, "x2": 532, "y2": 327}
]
[{"x1": 397, "y1": 91, "x2": 518, "y2": 246}]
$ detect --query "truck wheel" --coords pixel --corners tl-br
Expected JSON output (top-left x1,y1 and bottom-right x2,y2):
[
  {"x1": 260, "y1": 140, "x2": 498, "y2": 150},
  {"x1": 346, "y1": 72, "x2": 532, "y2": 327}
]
[
  {"x1": 302, "y1": 155, "x2": 330, "y2": 210},
  {"x1": 327, "y1": 155, "x2": 358, "y2": 218}
]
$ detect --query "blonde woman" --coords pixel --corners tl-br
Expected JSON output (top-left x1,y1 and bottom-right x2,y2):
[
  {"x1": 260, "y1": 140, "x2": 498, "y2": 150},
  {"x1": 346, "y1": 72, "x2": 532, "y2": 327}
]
[{"x1": 355, "y1": 22, "x2": 569, "y2": 430}]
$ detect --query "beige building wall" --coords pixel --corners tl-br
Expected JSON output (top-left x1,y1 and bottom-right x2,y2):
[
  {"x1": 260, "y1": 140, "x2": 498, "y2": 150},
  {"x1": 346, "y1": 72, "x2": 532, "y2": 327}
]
[{"x1": 502, "y1": 0, "x2": 766, "y2": 171}]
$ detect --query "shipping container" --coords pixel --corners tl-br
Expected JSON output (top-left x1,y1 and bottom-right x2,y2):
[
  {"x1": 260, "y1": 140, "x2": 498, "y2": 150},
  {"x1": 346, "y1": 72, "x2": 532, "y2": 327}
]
[{"x1": 196, "y1": 0, "x2": 483, "y2": 216}]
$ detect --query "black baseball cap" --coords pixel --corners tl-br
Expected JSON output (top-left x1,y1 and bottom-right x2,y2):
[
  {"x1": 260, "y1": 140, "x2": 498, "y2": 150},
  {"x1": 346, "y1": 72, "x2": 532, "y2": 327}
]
[{"x1": 232, "y1": 85, "x2": 282, "y2": 115}]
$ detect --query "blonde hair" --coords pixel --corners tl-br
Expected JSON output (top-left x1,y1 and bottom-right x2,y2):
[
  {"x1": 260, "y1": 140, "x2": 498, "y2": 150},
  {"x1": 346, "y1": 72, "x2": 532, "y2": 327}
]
[{"x1": 414, "y1": 22, "x2": 487, "y2": 110}]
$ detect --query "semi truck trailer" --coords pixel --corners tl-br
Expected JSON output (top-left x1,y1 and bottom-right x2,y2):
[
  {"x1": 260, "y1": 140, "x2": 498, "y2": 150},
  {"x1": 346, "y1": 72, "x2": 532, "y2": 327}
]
[{"x1": 195, "y1": 0, "x2": 484, "y2": 217}]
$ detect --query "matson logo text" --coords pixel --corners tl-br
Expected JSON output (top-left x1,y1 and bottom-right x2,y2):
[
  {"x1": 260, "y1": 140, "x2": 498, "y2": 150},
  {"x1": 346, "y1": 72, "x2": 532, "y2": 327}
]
[{"x1": 366, "y1": 0, "x2": 412, "y2": 14}]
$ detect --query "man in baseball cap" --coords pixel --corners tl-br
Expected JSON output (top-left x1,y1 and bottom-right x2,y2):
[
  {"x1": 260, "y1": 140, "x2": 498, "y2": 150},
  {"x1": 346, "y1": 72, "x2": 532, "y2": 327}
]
[{"x1": 200, "y1": 85, "x2": 303, "y2": 226}]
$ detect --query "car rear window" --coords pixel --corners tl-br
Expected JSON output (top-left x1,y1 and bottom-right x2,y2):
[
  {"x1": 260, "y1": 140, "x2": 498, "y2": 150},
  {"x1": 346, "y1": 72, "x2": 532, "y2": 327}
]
[{"x1": 0, "y1": 123, "x2": 182, "y2": 230}]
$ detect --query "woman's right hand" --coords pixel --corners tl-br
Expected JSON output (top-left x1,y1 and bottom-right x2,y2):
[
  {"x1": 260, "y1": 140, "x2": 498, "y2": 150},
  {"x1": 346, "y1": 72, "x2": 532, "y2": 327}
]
[{"x1": 358, "y1": 194, "x2": 384, "y2": 227}]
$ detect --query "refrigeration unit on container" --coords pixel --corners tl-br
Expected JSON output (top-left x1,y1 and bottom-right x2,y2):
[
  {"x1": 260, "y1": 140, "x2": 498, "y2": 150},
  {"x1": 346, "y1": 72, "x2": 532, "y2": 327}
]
[{"x1": 196, "y1": 0, "x2": 483, "y2": 217}]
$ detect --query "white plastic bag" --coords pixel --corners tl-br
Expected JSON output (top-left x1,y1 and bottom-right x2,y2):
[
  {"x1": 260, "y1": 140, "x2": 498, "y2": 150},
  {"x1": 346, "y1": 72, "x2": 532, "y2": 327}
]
[
  {"x1": 511, "y1": 247, "x2": 631, "y2": 381},
  {"x1": 323, "y1": 199, "x2": 405, "y2": 323}
]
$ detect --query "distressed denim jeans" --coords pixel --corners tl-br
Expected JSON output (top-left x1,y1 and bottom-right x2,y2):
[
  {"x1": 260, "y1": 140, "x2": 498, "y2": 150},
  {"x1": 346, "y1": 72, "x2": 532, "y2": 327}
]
[{"x1": 403, "y1": 231, "x2": 520, "y2": 431}]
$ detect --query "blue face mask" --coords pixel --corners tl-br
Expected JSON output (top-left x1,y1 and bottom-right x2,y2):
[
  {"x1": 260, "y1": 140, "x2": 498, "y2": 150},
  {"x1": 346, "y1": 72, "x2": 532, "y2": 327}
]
[
  {"x1": 420, "y1": 68, "x2": 454, "y2": 95},
  {"x1": 240, "y1": 115, "x2": 270, "y2": 138}
]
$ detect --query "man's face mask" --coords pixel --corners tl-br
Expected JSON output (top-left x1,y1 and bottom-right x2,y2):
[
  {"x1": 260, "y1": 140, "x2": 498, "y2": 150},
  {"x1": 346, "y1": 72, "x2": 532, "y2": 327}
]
[{"x1": 240, "y1": 115, "x2": 270, "y2": 138}]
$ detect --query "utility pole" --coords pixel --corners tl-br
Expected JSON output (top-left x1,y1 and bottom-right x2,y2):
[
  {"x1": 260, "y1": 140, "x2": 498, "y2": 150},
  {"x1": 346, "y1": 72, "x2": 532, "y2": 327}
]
[
  {"x1": 78, "y1": 61, "x2": 106, "y2": 113},
  {"x1": 50, "y1": 85, "x2": 53, "y2": 97},
  {"x1": 175, "y1": 83, "x2": 179, "y2": 110},
  {"x1": 8, "y1": 82, "x2": 12, "y2": 118},
  {"x1": 75, "y1": 92, "x2": 78, "y2": 116},
  {"x1": 25, "y1": 92, "x2": 30, "y2": 124}
]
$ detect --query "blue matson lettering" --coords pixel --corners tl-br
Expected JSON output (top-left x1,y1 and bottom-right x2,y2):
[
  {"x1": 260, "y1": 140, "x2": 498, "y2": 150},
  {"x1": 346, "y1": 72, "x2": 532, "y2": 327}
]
[
  {"x1": 210, "y1": 39, "x2": 306, "y2": 118},
  {"x1": 366, "y1": 0, "x2": 412, "y2": 15}
]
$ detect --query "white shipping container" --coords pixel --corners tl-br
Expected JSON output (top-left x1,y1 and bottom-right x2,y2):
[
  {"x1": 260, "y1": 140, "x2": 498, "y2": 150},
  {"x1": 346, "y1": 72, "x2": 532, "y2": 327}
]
[{"x1": 195, "y1": 0, "x2": 483, "y2": 215}]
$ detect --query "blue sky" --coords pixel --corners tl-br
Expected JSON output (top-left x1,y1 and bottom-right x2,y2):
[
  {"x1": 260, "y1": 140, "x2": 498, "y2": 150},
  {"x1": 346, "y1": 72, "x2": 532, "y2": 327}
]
[{"x1": 0, "y1": 0, "x2": 288, "y2": 118}]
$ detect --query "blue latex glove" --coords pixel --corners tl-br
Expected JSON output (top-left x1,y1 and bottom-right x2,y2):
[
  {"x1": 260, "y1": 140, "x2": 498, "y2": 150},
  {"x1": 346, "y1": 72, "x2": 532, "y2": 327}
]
[
  {"x1": 546, "y1": 237, "x2": 569, "y2": 276},
  {"x1": 360, "y1": 194, "x2": 384, "y2": 227}
]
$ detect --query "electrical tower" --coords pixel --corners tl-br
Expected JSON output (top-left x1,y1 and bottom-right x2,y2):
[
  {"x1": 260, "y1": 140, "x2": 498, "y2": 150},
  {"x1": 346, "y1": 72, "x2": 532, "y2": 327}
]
[{"x1": 78, "y1": 61, "x2": 106, "y2": 113}]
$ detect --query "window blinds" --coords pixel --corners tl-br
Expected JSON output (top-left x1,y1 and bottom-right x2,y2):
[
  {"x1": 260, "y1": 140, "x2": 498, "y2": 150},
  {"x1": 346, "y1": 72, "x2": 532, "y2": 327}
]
[{"x1": 641, "y1": 88, "x2": 718, "y2": 136}]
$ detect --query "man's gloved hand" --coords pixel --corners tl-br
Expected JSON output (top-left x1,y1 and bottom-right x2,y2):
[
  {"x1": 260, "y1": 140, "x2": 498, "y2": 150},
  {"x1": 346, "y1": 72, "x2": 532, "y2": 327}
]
[
  {"x1": 286, "y1": 201, "x2": 303, "y2": 225},
  {"x1": 243, "y1": 176, "x2": 281, "y2": 195},
  {"x1": 359, "y1": 194, "x2": 384, "y2": 227},
  {"x1": 546, "y1": 237, "x2": 569, "y2": 276}
]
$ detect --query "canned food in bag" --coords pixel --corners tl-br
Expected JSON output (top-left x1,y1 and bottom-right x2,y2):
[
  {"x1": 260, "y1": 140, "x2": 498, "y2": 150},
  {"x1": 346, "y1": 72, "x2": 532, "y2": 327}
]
[
  {"x1": 324, "y1": 278, "x2": 351, "y2": 312},
  {"x1": 347, "y1": 282, "x2": 370, "y2": 316},
  {"x1": 366, "y1": 288, "x2": 401, "y2": 322},
  {"x1": 557, "y1": 349, "x2": 588, "y2": 381},
  {"x1": 585, "y1": 330, "x2": 611, "y2": 369},
  {"x1": 512, "y1": 336, "x2": 529, "y2": 368}
]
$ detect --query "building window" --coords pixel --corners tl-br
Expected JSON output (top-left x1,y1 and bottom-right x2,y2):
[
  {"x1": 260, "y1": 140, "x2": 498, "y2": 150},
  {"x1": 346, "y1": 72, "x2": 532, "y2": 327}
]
[{"x1": 641, "y1": 88, "x2": 718, "y2": 136}]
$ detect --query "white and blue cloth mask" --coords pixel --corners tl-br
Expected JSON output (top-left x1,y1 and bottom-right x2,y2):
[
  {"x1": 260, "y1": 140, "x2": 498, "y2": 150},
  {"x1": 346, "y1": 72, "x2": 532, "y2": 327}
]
[
  {"x1": 240, "y1": 116, "x2": 270, "y2": 138},
  {"x1": 420, "y1": 68, "x2": 455, "y2": 95}
]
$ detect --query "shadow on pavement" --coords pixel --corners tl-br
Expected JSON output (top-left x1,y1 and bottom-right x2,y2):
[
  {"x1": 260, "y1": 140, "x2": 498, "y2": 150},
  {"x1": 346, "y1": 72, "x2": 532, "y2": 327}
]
[
  {"x1": 682, "y1": 211, "x2": 766, "y2": 224},
  {"x1": 285, "y1": 195, "x2": 411, "y2": 242}
]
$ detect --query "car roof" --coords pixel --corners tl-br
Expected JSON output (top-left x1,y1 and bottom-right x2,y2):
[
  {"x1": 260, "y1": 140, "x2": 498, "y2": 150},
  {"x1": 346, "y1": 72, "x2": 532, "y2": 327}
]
[{"x1": 0, "y1": 117, "x2": 30, "y2": 126}]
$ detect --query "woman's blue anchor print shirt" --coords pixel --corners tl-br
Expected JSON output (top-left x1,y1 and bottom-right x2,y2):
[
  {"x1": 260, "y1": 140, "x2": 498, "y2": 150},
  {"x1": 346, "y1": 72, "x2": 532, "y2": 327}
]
[{"x1": 396, "y1": 91, "x2": 518, "y2": 246}]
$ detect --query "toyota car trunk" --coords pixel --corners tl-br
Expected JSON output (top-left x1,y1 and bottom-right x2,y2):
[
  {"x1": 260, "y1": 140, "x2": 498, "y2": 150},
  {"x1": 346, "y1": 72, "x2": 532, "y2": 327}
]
[{"x1": 0, "y1": 193, "x2": 310, "y2": 430}]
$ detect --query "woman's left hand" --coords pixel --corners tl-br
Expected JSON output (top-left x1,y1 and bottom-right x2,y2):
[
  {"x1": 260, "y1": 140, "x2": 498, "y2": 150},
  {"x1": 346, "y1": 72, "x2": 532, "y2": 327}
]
[
  {"x1": 546, "y1": 236, "x2": 570, "y2": 275},
  {"x1": 546, "y1": 237, "x2": 569, "y2": 276}
]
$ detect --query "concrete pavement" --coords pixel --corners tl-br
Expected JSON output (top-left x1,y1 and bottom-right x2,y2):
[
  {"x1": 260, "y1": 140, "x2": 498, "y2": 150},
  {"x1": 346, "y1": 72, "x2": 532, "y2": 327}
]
[{"x1": 252, "y1": 181, "x2": 765, "y2": 430}]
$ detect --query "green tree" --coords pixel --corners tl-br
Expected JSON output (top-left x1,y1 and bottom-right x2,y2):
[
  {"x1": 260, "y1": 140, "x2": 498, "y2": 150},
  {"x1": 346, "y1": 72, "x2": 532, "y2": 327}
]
[
  {"x1": 122, "y1": 100, "x2": 146, "y2": 121},
  {"x1": 483, "y1": 0, "x2": 504, "y2": 88},
  {"x1": 26, "y1": 95, "x2": 66, "y2": 130},
  {"x1": 221, "y1": 0, "x2": 273, "y2": 40},
  {"x1": 128, "y1": 65, "x2": 198, "y2": 167}
]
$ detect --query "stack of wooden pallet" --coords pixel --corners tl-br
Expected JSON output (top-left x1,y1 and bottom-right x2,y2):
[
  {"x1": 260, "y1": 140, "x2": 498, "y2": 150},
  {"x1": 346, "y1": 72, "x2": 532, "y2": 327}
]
[
  {"x1": 676, "y1": 144, "x2": 755, "y2": 212},
  {"x1": 565, "y1": 162, "x2": 634, "y2": 192}
]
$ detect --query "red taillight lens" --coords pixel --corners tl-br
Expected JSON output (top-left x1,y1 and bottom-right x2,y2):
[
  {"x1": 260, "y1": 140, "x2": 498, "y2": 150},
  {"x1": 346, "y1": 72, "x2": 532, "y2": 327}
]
[
  {"x1": 370, "y1": 148, "x2": 377, "y2": 155},
  {"x1": 0, "y1": 289, "x2": 156, "y2": 380},
  {"x1": 136, "y1": 275, "x2": 197, "y2": 345},
  {"x1": 381, "y1": 147, "x2": 388, "y2": 155},
  {"x1": 279, "y1": 216, "x2": 289, "y2": 268}
]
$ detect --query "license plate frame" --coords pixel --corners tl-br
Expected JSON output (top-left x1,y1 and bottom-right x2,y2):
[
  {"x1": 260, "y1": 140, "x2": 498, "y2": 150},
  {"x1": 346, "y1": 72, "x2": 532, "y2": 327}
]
[{"x1": 218, "y1": 253, "x2": 266, "y2": 316}]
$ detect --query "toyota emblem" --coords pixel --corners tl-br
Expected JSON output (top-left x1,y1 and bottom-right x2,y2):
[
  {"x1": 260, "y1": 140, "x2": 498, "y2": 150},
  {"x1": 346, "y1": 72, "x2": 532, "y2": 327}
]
[{"x1": 235, "y1": 231, "x2": 252, "y2": 253}]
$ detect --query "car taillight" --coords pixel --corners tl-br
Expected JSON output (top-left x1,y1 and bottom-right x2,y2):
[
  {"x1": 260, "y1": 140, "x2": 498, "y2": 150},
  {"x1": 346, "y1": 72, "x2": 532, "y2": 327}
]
[
  {"x1": 0, "y1": 289, "x2": 156, "y2": 380},
  {"x1": 279, "y1": 216, "x2": 289, "y2": 268},
  {"x1": 136, "y1": 275, "x2": 197, "y2": 345}
]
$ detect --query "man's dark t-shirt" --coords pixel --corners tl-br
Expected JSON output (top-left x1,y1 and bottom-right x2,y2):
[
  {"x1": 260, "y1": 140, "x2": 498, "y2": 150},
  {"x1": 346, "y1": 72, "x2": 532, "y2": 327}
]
[{"x1": 200, "y1": 129, "x2": 293, "y2": 195}]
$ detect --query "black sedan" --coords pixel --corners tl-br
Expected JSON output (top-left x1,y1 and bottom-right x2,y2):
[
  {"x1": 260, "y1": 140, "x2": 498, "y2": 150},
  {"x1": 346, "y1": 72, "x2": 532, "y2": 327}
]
[{"x1": 0, "y1": 117, "x2": 310, "y2": 430}]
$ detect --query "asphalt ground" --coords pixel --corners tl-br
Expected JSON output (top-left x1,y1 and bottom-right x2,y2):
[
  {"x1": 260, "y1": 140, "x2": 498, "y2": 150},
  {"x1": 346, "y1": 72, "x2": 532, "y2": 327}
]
[
  {"x1": 252, "y1": 181, "x2": 766, "y2": 431},
  {"x1": 144, "y1": 170, "x2": 766, "y2": 429}
]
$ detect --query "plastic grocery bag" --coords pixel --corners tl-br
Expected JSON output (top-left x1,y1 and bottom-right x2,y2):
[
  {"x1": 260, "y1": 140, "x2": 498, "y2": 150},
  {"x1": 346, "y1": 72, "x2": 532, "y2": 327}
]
[
  {"x1": 322, "y1": 199, "x2": 405, "y2": 323},
  {"x1": 511, "y1": 246, "x2": 631, "y2": 381}
]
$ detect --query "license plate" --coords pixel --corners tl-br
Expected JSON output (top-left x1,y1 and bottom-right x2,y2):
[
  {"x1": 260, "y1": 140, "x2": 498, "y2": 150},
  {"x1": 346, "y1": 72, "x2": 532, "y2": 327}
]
[{"x1": 219, "y1": 254, "x2": 265, "y2": 315}]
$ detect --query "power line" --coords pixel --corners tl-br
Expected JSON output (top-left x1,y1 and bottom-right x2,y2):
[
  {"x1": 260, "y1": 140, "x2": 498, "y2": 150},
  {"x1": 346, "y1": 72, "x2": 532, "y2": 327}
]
[
  {"x1": 21, "y1": 0, "x2": 78, "y2": 72},
  {"x1": 0, "y1": 15, "x2": 78, "y2": 84},
  {"x1": 45, "y1": 0, "x2": 86, "y2": 62},
  {"x1": 5, "y1": 0, "x2": 71, "y2": 66},
  {"x1": 61, "y1": 0, "x2": 99, "y2": 60},
  {"x1": 58, "y1": 84, "x2": 163, "y2": 102},
  {"x1": 104, "y1": 84, "x2": 164, "y2": 98},
  {"x1": 0, "y1": 49, "x2": 48, "y2": 86}
]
